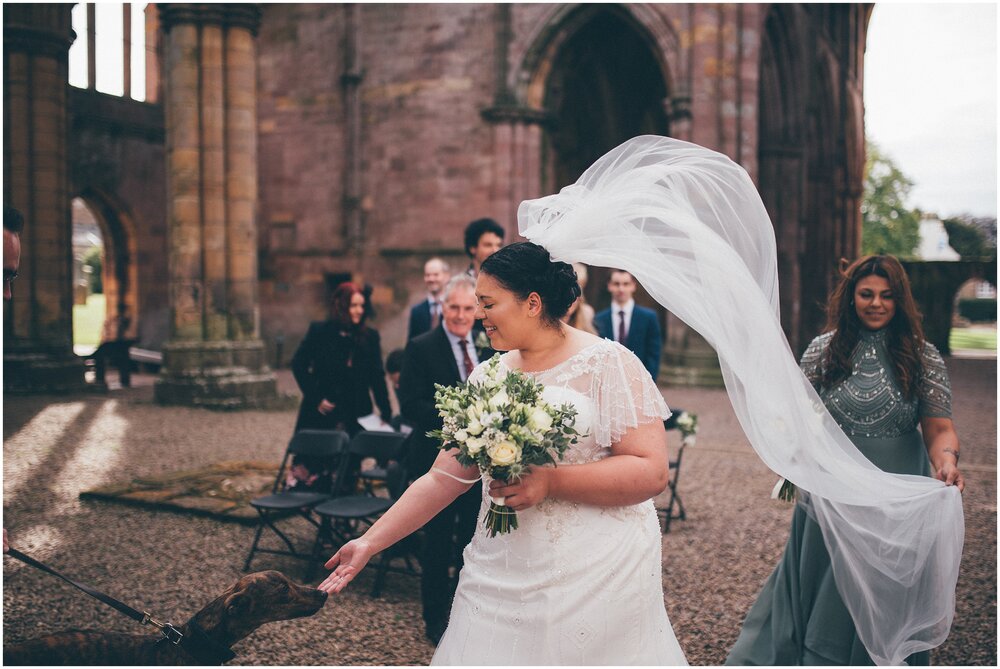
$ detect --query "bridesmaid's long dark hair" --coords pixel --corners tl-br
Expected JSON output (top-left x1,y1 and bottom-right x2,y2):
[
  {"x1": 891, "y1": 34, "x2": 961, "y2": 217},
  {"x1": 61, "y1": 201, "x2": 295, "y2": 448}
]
[{"x1": 822, "y1": 255, "x2": 925, "y2": 400}]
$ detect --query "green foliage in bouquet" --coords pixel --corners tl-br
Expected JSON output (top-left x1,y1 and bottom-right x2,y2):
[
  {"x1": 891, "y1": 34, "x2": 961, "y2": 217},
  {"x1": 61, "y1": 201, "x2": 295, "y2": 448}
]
[{"x1": 428, "y1": 354, "x2": 582, "y2": 535}]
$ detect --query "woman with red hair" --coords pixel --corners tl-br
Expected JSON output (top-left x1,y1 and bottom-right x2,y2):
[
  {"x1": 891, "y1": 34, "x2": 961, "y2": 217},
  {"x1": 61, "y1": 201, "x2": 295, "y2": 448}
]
[{"x1": 291, "y1": 282, "x2": 393, "y2": 435}]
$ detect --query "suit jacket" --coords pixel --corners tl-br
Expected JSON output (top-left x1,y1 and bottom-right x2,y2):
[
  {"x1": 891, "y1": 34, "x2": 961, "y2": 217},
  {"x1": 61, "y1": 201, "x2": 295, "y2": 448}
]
[
  {"x1": 398, "y1": 325, "x2": 495, "y2": 478},
  {"x1": 594, "y1": 304, "x2": 662, "y2": 381},
  {"x1": 291, "y1": 321, "x2": 393, "y2": 431},
  {"x1": 407, "y1": 298, "x2": 433, "y2": 341}
]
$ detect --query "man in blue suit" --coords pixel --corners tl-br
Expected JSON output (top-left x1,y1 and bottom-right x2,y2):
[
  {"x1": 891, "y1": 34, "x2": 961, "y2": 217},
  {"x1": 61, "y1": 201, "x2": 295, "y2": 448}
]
[
  {"x1": 407, "y1": 257, "x2": 451, "y2": 341},
  {"x1": 594, "y1": 269, "x2": 662, "y2": 381}
]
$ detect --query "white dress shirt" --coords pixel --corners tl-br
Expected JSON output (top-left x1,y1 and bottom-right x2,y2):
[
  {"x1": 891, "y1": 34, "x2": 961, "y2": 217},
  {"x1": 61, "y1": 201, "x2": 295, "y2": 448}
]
[
  {"x1": 612, "y1": 299, "x2": 635, "y2": 343},
  {"x1": 427, "y1": 294, "x2": 441, "y2": 326},
  {"x1": 444, "y1": 326, "x2": 475, "y2": 381}
]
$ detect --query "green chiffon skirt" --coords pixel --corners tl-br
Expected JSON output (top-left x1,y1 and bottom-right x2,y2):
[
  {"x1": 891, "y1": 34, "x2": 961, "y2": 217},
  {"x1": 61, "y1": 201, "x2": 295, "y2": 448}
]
[{"x1": 726, "y1": 431, "x2": 932, "y2": 666}]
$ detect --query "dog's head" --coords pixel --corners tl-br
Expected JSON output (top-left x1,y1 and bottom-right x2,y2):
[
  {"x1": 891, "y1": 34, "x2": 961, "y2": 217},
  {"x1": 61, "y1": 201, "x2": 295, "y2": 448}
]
[{"x1": 192, "y1": 570, "x2": 327, "y2": 645}]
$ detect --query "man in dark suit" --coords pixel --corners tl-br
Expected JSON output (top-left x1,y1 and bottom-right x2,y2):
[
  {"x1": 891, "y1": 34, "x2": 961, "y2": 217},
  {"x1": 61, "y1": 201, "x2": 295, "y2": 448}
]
[
  {"x1": 406, "y1": 257, "x2": 451, "y2": 341},
  {"x1": 595, "y1": 269, "x2": 662, "y2": 381},
  {"x1": 398, "y1": 274, "x2": 494, "y2": 644}
]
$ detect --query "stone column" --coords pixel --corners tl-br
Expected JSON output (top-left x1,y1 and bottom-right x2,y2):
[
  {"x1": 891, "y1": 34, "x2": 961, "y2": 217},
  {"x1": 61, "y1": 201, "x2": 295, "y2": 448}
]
[
  {"x1": 3, "y1": 4, "x2": 88, "y2": 393},
  {"x1": 155, "y1": 4, "x2": 276, "y2": 408}
]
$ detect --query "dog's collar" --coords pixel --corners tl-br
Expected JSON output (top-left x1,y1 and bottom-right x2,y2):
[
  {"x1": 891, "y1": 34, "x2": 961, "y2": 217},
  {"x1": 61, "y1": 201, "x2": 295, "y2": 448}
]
[{"x1": 163, "y1": 621, "x2": 237, "y2": 665}]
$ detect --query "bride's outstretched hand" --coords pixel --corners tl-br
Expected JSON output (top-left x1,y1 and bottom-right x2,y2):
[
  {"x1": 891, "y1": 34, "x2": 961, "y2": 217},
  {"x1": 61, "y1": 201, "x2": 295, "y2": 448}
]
[
  {"x1": 489, "y1": 466, "x2": 552, "y2": 511},
  {"x1": 318, "y1": 538, "x2": 374, "y2": 594}
]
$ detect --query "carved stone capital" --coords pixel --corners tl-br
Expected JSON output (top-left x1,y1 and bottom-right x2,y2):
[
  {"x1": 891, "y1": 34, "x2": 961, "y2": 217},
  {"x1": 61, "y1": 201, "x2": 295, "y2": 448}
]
[
  {"x1": 3, "y1": 4, "x2": 74, "y2": 58},
  {"x1": 158, "y1": 3, "x2": 262, "y2": 36}
]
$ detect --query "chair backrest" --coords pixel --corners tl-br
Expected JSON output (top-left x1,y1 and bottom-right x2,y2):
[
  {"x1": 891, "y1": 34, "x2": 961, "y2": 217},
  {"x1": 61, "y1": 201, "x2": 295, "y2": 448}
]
[
  {"x1": 273, "y1": 429, "x2": 352, "y2": 494},
  {"x1": 348, "y1": 430, "x2": 408, "y2": 464},
  {"x1": 289, "y1": 429, "x2": 352, "y2": 458},
  {"x1": 384, "y1": 461, "x2": 409, "y2": 501}
]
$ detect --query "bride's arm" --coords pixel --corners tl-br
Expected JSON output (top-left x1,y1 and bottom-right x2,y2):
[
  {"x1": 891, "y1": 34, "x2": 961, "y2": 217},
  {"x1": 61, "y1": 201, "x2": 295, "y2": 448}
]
[
  {"x1": 319, "y1": 449, "x2": 478, "y2": 594},
  {"x1": 490, "y1": 418, "x2": 669, "y2": 509}
]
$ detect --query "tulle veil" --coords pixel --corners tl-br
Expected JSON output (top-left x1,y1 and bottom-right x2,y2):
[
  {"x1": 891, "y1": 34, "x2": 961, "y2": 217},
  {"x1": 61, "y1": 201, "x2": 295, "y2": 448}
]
[{"x1": 518, "y1": 135, "x2": 963, "y2": 666}]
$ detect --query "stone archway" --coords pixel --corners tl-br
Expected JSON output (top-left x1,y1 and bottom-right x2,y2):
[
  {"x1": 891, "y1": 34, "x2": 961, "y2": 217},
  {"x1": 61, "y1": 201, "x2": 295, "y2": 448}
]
[
  {"x1": 532, "y1": 7, "x2": 672, "y2": 314},
  {"x1": 758, "y1": 5, "x2": 807, "y2": 352},
  {"x1": 539, "y1": 8, "x2": 671, "y2": 193},
  {"x1": 757, "y1": 5, "x2": 866, "y2": 354},
  {"x1": 72, "y1": 190, "x2": 140, "y2": 351},
  {"x1": 903, "y1": 259, "x2": 998, "y2": 355}
]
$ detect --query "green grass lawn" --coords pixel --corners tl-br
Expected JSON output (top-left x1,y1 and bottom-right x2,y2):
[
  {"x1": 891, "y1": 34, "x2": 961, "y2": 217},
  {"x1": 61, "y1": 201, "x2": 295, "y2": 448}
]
[
  {"x1": 73, "y1": 293, "x2": 105, "y2": 347},
  {"x1": 949, "y1": 327, "x2": 997, "y2": 351}
]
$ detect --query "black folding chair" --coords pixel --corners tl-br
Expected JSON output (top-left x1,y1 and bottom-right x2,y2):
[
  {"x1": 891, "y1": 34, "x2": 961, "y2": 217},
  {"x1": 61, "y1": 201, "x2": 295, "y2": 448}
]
[
  {"x1": 243, "y1": 429, "x2": 351, "y2": 571},
  {"x1": 358, "y1": 427, "x2": 409, "y2": 495},
  {"x1": 310, "y1": 431, "x2": 409, "y2": 582},
  {"x1": 657, "y1": 414, "x2": 689, "y2": 533}
]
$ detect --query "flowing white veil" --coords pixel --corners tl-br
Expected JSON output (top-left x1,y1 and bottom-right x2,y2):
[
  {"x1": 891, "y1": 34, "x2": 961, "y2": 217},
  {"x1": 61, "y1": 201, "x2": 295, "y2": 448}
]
[{"x1": 518, "y1": 136, "x2": 964, "y2": 666}]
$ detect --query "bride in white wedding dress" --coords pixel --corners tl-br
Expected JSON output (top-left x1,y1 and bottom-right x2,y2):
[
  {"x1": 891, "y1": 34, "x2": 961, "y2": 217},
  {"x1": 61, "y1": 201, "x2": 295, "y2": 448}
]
[{"x1": 319, "y1": 241, "x2": 688, "y2": 666}]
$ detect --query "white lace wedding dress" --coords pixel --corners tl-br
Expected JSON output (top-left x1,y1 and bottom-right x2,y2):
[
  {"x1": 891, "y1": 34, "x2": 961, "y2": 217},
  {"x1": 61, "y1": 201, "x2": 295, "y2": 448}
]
[{"x1": 431, "y1": 339, "x2": 688, "y2": 666}]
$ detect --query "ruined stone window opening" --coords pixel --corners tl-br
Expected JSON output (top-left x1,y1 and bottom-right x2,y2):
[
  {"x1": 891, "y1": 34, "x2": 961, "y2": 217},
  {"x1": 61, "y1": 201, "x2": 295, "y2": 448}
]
[{"x1": 69, "y1": 2, "x2": 148, "y2": 101}]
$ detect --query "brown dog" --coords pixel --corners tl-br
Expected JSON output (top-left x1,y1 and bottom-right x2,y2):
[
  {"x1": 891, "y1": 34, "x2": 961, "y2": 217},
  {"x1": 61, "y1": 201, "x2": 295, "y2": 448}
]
[{"x1": 3, "y1": 570, "x2": 327, "y2": 665}]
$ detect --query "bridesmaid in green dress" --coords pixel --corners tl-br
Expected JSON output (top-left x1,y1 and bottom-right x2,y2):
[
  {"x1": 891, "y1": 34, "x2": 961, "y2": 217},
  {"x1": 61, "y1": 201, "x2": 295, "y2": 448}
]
[{"x1": 726, "y1": 255, "x2": 965, "y2": 666}]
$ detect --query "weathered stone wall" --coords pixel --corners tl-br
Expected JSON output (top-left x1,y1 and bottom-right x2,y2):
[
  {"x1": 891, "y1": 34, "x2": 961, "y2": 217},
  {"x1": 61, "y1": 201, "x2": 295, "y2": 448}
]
[
  {"x1": 19, "y1": 3, "x2": 869, "y2": 384},
  {"x1": 68, "y1": 88, "x2": 168, "y2": 350},
  {"x1": 258, "y1": 4, "x2": 816, "y2": 357}
]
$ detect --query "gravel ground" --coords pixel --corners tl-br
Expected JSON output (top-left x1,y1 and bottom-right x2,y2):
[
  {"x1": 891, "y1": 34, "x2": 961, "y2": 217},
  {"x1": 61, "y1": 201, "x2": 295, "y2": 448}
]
[{"x1": 3, "y1": 359, "x2": 995, "y2": 665}]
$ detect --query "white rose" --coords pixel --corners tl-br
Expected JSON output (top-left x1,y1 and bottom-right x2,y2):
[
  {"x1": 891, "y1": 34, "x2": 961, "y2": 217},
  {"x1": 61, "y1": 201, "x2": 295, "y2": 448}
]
[
  {"x1": 467, "y1": 419, "x2": 484, "y2": 436},
  {"x1": 527, "y1": 407, "x2": 553, "y2": 433},
  {"x1": 466, "y1": 405, "x2": 481, "y2": 423},
  {"x1": 487, "y1": 440, "x2": 521, "y2": 467},
  {"x1": 489, "y1": 389, "x2": 510, "y2": 410},
  {"x1": 465, "y1": 436, "x2": 486, "y2": 454},
  {"x1": 454, "y1": 429, "x2": 469, "y2": 442}
]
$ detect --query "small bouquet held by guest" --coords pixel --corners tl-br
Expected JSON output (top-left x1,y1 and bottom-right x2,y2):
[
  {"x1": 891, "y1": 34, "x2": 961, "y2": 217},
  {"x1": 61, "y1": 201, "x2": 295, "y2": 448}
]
[
  {"x1": 429, "y1": 355, "x2": 581, "y2": 536},
  {"x1": 674, "y1": 411, "x2": 698, "y2": 447}
]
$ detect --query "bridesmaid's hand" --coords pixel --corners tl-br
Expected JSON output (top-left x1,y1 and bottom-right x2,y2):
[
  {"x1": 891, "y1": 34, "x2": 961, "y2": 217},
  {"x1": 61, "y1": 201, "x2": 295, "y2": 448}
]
[
  {"x1": 935, "y1": 461, "x2": 965, "y2": 493},
  {"x1": 319, "y1": 538, "x2": 374, "y2": 595},
  {"x1": 489, "y1": 467, "x2": 552, "y2": 511}
]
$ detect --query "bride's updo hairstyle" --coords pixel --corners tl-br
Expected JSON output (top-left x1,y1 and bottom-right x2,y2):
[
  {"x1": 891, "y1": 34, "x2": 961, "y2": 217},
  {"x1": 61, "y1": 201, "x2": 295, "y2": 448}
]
[{"x1": 479, "y1": 242, "x2": 581, "y2": 326}]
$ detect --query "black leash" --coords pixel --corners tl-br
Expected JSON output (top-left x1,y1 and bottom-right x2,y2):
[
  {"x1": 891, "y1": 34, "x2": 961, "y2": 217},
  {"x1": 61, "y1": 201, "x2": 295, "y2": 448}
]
[{"x1": 6, "y1": 547, "x2": 184, "y2": 645}]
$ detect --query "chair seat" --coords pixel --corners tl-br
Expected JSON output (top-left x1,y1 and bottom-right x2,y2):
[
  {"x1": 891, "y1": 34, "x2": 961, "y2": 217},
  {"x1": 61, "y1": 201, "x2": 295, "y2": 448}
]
[
  {"x1": 314, "y1": 495, "x2": 393, "y2": 519},
  {"x1": 250, "y1": 491, "x2": 329, "y2": 510}
]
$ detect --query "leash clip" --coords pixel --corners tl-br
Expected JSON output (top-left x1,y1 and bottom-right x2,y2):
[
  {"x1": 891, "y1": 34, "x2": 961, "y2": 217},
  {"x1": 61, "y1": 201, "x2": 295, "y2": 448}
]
[{"x1": 142, "y1": 611, "x2": 184, "y2": 645}]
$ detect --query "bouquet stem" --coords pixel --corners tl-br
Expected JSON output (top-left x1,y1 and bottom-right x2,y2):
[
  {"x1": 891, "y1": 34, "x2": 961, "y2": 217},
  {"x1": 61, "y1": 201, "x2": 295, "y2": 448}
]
[{"x1": 484, "y1": 501, "x2": 519, "y2": 536}]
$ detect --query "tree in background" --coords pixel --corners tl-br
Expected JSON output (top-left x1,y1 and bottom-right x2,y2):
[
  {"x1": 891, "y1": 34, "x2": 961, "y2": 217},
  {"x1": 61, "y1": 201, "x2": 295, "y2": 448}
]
[
  {"x1": 861, "y1": 141, "x2": 921, "y2": 258},
  {"x1": 942, "y1": 215, "x2": 997, "y2": 260},
  {"x1": 82, "y1": 245, "x2": 103, "y2": 294}
]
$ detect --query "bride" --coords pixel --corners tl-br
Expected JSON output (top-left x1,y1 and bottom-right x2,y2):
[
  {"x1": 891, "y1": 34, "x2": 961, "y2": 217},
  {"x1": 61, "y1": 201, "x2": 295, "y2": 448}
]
[{"x1": 319, "y1": 240, "x2": 688, "y2": 665}]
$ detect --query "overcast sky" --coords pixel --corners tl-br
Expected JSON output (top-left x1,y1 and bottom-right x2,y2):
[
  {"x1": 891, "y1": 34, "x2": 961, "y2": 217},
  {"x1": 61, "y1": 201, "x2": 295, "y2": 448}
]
[{"x1": 864, "y1": 3, "x2": 997, "y2": 218}]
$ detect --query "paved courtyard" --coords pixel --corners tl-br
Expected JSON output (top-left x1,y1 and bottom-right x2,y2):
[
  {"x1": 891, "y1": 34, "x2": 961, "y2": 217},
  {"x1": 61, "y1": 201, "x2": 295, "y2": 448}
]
[{"x1": 3, "y1": 358, "x2": 995, "y2": 665}]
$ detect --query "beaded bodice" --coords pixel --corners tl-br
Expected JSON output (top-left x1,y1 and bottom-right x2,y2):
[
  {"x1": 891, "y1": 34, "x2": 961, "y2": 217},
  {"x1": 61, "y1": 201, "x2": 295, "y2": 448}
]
[{"x1": 799, "y1": 329, "x2": 952, "y2": 439}]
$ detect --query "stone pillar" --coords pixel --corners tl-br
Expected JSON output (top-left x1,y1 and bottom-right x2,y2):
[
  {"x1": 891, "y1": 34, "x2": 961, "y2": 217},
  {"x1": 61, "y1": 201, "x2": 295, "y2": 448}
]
[
  {"x1": 3, "y1": 4, "x2": 88, "y2": 393},
  {"x1": 155, "y1": 4, "x2": 276, "y2": 408},
  {"x1": 660, "y1": 313, "x2": 724, "y2": 387}
]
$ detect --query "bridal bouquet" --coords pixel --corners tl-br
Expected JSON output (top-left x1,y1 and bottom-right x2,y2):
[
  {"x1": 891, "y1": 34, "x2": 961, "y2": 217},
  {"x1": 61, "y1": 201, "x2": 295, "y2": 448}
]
[{"x1": 429, "y1": 355, "x2": 581, "y2": 536}]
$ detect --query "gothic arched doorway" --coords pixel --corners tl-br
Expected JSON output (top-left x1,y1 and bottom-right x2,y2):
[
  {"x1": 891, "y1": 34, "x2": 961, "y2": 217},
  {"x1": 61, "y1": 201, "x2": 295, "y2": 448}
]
[
  {"x1": 539, "y1": 7, "x2": 671, "y2": 311},
  {"x1": 71, "y1": 191, "x2": 139, "y2": 385},
  {"x1": 758, "y1": 5, "x2": 807, "y2": 352}
]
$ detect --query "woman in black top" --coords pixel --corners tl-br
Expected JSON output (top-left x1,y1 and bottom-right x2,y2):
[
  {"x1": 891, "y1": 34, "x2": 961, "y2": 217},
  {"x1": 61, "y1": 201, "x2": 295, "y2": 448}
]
[{"x1": 291, "y1": 282, "x2": 393, "y2": 435}]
